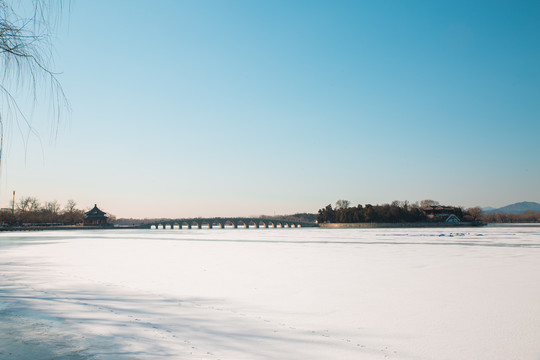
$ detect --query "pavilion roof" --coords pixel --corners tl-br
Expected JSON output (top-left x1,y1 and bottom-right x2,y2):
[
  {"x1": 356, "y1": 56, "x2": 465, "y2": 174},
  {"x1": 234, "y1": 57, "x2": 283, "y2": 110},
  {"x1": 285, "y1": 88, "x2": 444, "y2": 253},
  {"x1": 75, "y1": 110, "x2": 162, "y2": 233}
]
[{"x1": 85, "y1": 204, "x2": 107, "y2": 217}]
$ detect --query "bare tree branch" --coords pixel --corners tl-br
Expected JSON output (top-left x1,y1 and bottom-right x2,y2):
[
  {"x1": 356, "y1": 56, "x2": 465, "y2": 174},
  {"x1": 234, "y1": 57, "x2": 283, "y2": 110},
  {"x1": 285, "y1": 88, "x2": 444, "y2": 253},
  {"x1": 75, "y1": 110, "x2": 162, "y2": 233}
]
[{"x1": 0, "y1": 0, "x2": 69, "y2": 166}]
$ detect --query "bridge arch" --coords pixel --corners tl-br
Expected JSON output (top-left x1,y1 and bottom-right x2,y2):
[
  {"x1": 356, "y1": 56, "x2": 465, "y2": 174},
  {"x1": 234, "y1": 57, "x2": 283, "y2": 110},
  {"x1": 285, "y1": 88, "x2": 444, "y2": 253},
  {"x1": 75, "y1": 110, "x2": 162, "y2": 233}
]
[
  {"x1": 248, "y1": 220, "x2": 259, "y2": 228},
  {"x1": 200, "y1": 220, "x2": 213, "y2": 229},
  {"x1": 221, "y1": 220, "x2": 234, "y2": 228},
  {"x1": 237, "y1": 220, "x2": 248, "y2": 229}
]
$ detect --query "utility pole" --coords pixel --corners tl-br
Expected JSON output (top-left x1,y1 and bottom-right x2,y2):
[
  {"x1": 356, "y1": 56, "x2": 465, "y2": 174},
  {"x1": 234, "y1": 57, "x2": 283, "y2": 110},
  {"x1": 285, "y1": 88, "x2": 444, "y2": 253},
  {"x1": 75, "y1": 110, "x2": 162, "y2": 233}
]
[{"x1": 12, "y1": 190, "x2": 15, "y2": 215}]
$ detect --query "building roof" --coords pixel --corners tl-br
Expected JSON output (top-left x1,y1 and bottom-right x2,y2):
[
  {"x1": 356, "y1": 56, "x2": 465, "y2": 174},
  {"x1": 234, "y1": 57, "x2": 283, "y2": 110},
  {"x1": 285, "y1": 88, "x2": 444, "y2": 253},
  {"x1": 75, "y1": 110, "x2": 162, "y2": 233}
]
[
  {"x1": 85, "y1": 204, "x2": 107, "y2": 218},
  {"x1": 423, "y1": 205, "x2": 456, "y2": 212}
]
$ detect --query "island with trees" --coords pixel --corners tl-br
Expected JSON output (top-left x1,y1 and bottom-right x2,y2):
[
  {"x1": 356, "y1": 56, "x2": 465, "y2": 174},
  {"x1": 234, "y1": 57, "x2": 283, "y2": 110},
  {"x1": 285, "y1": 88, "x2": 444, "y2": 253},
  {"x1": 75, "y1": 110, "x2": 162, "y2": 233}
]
[{"x1": 317, "y1": 200, "x2": 484, "y2": 227}]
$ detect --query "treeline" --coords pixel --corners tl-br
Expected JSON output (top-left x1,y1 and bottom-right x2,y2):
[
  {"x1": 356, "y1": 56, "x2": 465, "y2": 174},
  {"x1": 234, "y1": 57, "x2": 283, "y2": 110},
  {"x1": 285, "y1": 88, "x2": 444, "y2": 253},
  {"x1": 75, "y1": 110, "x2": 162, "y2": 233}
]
[
  {"x1": 317, "y1": 200, "x2": 479, "y2": 224},
  {"x1": 115, "y1": 218, "x2": 166, "y2": 226},
  {"x1": 260, "y1": 213, "x2": 317, "y2": 223},
  {"x1": 0, "y1": 197, "x2": 109, "y2": 226},
  {"x1": 481, "y1": 211, "x2": 540, "y2": 223}
]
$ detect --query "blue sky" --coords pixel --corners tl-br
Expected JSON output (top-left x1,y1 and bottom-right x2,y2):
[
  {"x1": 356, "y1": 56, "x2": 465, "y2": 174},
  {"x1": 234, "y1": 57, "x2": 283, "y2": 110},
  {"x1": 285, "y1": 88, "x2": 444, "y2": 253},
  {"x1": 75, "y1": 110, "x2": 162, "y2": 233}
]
[{"x1": 1, "y1": 0, "x2": 539, "y2": 218}]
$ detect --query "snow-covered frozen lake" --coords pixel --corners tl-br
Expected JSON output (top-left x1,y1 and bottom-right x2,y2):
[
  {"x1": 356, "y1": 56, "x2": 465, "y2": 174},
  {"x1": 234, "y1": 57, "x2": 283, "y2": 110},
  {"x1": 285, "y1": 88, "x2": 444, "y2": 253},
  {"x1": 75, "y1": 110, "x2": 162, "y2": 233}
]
[{"x1": 1, "y1": 227, "x2": 540, "y2": 359}]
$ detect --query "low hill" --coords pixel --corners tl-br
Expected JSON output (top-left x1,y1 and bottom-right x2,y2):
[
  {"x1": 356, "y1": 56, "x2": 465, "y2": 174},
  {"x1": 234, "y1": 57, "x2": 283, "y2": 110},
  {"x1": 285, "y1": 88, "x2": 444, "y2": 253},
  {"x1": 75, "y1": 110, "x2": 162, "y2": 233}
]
[{"x1": 483, "y1": 201, "x2": 540, "y2": 214}]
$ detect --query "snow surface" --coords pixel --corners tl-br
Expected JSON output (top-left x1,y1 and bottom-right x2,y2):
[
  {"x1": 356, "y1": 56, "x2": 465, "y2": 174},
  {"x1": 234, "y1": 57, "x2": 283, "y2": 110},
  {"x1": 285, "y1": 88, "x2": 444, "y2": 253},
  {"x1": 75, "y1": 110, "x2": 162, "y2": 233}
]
[{"x1": 1, "y1": 227, "x2": 540, "y2": 359}]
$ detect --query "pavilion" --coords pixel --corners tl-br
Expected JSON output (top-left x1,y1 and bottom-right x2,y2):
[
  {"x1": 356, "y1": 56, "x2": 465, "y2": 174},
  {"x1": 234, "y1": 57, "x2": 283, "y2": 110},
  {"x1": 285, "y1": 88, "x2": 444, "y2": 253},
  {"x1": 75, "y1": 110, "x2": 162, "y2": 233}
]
[{"x1": 84, "y1": 204, "x2": 109, "y2": 226}]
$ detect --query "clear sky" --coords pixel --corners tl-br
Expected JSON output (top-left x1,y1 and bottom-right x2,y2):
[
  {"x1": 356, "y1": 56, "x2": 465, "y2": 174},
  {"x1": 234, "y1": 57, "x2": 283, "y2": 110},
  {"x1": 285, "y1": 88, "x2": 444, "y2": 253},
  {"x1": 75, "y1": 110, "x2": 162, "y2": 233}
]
[{"x1": 1, "y1": 0, "x2": 539, "y2": 218}]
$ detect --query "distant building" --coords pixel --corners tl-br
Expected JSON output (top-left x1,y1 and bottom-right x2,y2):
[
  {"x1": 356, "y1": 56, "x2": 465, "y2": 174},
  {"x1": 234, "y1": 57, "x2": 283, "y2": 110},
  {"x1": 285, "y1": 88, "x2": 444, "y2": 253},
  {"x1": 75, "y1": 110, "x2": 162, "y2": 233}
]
[
  {"x1": 444, "y1": 214, "x2": 461, "y2": 224},
  {"x1": 423, "y1": 205, "x2": 462, "y2": 223},
  {"x1": 84, "y1": 204, "x2": 109, "y2": 226}
]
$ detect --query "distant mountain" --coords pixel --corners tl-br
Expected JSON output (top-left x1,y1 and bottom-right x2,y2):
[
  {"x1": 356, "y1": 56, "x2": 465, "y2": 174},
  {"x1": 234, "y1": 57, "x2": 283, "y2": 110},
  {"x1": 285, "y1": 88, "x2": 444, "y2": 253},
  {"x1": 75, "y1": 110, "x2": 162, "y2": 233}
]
[
  {"x1": 483, "y1": 201, "x2": 540, "y2": 214},
  {"x1": 481, "y1": 206, "x2": 497, "y2": 213}
]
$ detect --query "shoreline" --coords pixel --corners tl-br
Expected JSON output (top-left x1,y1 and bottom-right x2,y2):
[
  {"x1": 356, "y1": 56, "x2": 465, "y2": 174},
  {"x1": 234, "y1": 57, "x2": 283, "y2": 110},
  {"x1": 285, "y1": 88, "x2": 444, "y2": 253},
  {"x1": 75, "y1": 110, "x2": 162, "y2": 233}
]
[
  {"x1": 2, "y1": 222, "x2": 539, "y2": 233},
  {"x1": 0, "y1": 225, "x2": 138, "y2": 232},
  {"x1": 319, "y1": 222, "x2": 485, "y2": 228}
]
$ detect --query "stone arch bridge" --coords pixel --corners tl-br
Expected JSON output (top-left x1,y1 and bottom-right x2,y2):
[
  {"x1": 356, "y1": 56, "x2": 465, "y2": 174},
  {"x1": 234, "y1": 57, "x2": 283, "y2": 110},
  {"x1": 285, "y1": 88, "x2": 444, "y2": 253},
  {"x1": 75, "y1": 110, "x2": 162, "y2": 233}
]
[{"x1": 140, "y1": 218, "x2": 317, "y2": 230}]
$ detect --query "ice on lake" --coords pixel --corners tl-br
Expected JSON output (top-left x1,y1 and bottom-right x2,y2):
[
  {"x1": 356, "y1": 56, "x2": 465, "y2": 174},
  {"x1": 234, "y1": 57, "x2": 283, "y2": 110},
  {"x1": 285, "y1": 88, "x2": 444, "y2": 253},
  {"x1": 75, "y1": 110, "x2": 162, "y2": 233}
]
[{"x1": 1, "y1": 227, "x2": 540, "y2": 359}]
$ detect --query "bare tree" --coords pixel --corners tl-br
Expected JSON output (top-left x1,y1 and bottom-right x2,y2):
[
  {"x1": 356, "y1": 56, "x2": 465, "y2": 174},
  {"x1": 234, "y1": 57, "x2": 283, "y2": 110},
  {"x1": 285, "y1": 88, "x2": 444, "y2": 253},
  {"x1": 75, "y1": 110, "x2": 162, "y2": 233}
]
[
  {"x1": 107, "y1": 213, "x2": 116, "y2": 224},
  {"x1": 27, "y1": 196, "x2": 39, "y2": 211},
  {"x1": 62, "y1": 199, "x2": 83, "y2": 224},
  {"x1": 0, "y1": 0, "x2": 69, "y2": 163},
  {"x1": 335, "y1": 200, "x2": 350, "y2": 210},
  {"x1": 64, "y1": 199, "x2": 76, "y2": 212},
  {"x1": 467, "y1": 206, "x2": 482, "y2": 221},
  {"x1": 44, "y1": 199, "x2": 60, "y2": 214},
  {"x1": 16, "y1": 196, "x2": 31, "y2": 212}
]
